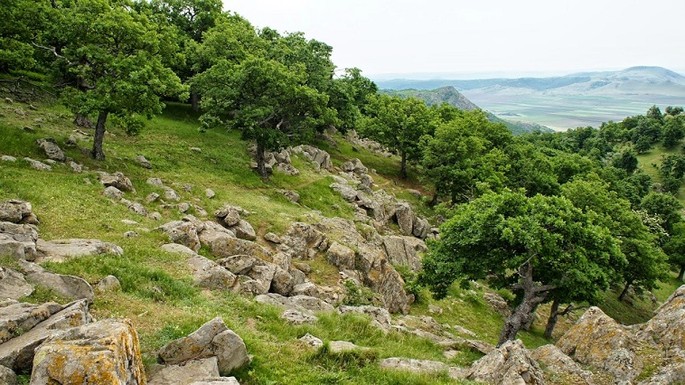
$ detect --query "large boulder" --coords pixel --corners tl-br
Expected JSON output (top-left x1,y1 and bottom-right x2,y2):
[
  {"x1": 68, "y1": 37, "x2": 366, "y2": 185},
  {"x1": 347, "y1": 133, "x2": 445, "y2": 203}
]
[
  {"x1": 0, "y1": 301, "x2": 62, "y2": 344},
  {"x1": 638, "y1": 285, "x2": 685, "y2": 351},
  {"x1": 466, "y1": 340, "x2": 544, "y2": 385},
  {"x1": 291, "y1": 145, "x2": 331, "y2": 171},
  {"x1": 188, "y1": 255, "x2": 237, "y2": 291},
  {"x1": 158, "y1": 317, "x2": 250, "y2": 376},
  {"x1": 25, "y1": 268, "x2": 94, "y2": 303},
  {"x1": 232, "y1": 220, "x2": 256, "y2": 241},
  {"x1": 36, "y1": 139, "x2": 65, "y2": 162},
  {"x1": 0, "y1": 365, "x2": 16, "y2": 385},
  {"x1": 160, "y1": 220, "x2": 201, "y2": 252},
  {"x1": 100, "y1": 172, "x2": 135, "y2": 192},
  {"x1": 254, "y1": 293, "x2": 335, "y2": 313},
  {"x1": 0, "y1": 299, "x2": 91, "y2": 372},
  {"x1": 326, "y1": 242, "x2": 356, "y2": 270},
  {"x1": 0, "y1": 200, "x2": 38, "y2": 224},
  {"x1": 0, "y1": 221, "x2": 40, "y2": 260},
  {"x1": 281, "y1": 222, "x2": 327, "y2": 260},
  {"x1": 382, "y1": 236, "x2": 425, "y2": 272},
  {"x1": 341, "y1": 158, "x2": 368, "y2": 175},
  {"x1": 0, "y1": 268, "x2": 34, "y2": 300},
  {"x1": 149, "y1": 357, "x2": 219, "y2": 385},
  {"x1": 393, "y1": 203, "x2": 414, "y2": 236},
  {"x1": 367, "y1": 264, "x2": 411, "y2": 314},
  {"x1": 36, "y1": 238, "x2": 123, "y2": 263},
  {"x1": 30, "y1": 319, "x2": 145, "y2": 385},
  {"x1": 210, "y1": 237, "x2": 270, "y2": 260},
  {"x1": 530, "y1": 344, "x2": 594, "y2": 385}
]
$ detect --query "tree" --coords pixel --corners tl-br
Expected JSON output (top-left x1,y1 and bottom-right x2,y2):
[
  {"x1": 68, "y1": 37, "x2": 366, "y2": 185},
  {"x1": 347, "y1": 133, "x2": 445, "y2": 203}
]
[
  {"x1": 50, "y1": 0, "x2": 186, "y2": 159},
  {"x1": 422, "y1": 190, "x2": 623, "y2": 345},
  {"x1": 664, "y1": 223, "x2": 685, "y2": 281},
  {"x1": 640, "y1": 192, "x2": 682, "y2": 234},
  {"x1": 361, "y1": 95, "x2": 435, "y2": 178},
  {"x1": 0, "y1": 0, "x2": 53, "y2": 72},
  {"x1": 327, "y1": 68, "x2": 377, "y2": 132},
  {"x1": 194, "y1": 56, "x2": 334, "y2": 177},
  {"x1": 612, "y1": 149, "x2": 638, "y2": 174}
]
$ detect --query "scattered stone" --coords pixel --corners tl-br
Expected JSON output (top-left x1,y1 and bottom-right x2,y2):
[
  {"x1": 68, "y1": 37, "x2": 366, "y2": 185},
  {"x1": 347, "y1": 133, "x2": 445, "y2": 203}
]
[
  {"x1": 36, "y1": 139, "x2": 65, "y2": 162},
  {"x1": 264, "y1": 232, "x2": 281, "y2": 244},
  {"x1": 190, "y1": 147, "x2": 202, "y2": 153},
  {"x1": 161, "y1": 243, "x2": 198, "y2": 257},
  {"x1": 1, "y1": 155, "x2": 16, "y2": 162},
  {"x1": 68, "y1": 161, "x2": 82, "y2": 173},
  {"x1": 95, "y1": 275, "x2": 121, "y2": 293},
  {"x1": 24, "y1": 157, "x2": 51, "y2": 171},
  {"x1": 164, "y1": 187, "x2": 181, "y2": 201},
  {"x1": 124, "y1": 231, "x2": 139, "y2": 238},
  {"x1": 149, "y1": 211, "x2": 162, "y2": 221},
  {"x1": 158, "y1": 317, "x2": 250, "y2": 376},
  {"x1": 299, "y1": 333, "x2": 323, "y2": 349},
  {"x1": 0, "y1": 267, "x2": 34, "y2": 300},
  {"x1": 279, "y1": 189, "x2": 300, "y2": 203},
  {"x1": 380, "y1": 357, "x2": 449, "y2": 375},
  {"x1": 452, "y1": 325, "x2": 477, "y2": 338},
  {"x1": 160, "y1": 220, "x2": 201, "y2": 252},
  {"x1": 100, "y1": 172, "x2": 134, "y2": 192},
  {"x1": 0, "y1": 221, "x2": 39, "y2": 260},
  {"x1": 483, "y1": 292, "x2": 511, "y2": 317},
  {"x1": 229, "y1": 220, "x2": 257, "y2": 241},
  {"x1": 195, "y1": 205, "x2": 209, "y2": 218},
  {"x1": 188, "y1": 255, "x2": 238, "y2": 290},
  {"x1": 211, "y1": 237, "x2": 270, "y2": 261},
  {"x1": 342, "y1": 158, "x2": 368, "y2": 174},
  {"x1": 0, "y1": 200, "x2": 37, "y2": 224},
  {"x1": 179, "y1": 202, "x2": 191, "y2": 213},
  {"x1": 136, "y1": 155, "x2": 152, "y2": 169},
  {"x1": 215, "y1": 206, "x2": 241, "y2": 228},
  {"x1": 30, "y1": 319, "x2": 145, "y2": 385},
  {"x1": 147, "y1": 177, "x2": 164, "y2": 187},
  {"x1": 428, "y1": 305, "x2": 443, "y2": 315},
  {"x1": 147, "y1": 192, "x2": 161, "y2": 203},
  {"x1": 281, "y1": 309, "x2": 318, "y2": 324},
  {"x1": 44, "y1": 159, "x2": 57, "y2": 165},
  {"x1": 149, "y1": 357, "x2": 220, "y2": 385},
  {"x1": 205, "y1": 189, "x2": 216, "y2": 199},
  {"x1": 339, "y1": 305, "x2": 392, "y2": 331},
  {"x1": 254, "y1": 293, "x2": 335, "y2": 313},
  {"x1": 466, "y1": 340, "x2": 544, "y2": 385},
  {"x1": 126, "y1": 201, "x2": 148, "y2": 216},
  {"x1": 328, "y1": 340, "x2": 369, "y2": 354},
  {"x1": 291, "y1": 145, "x2": 332, "y2": 171},
  {"x1": 36, "y1": 238, "x2": 123, "y2": 263},
  {"x1": 103, "y1": 186, "x2": 124, "y2": 201}
]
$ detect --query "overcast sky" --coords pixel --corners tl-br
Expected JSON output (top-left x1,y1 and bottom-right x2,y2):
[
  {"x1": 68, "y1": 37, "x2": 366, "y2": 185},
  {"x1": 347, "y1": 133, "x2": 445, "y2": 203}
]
[{"x1": 225, "y1": 0, "x2": 685, "y2": 79}]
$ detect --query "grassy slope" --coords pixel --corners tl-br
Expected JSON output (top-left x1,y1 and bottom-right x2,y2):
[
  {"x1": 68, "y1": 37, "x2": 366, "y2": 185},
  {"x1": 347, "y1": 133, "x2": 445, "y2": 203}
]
[{"x1": 0, "y1": 98, "x2": 681, "y2": 384}]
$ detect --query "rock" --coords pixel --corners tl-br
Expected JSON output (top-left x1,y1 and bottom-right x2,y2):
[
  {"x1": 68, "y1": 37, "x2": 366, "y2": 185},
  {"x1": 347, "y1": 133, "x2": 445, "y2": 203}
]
[
  {"x1": 100, "y1": 172, "x2": 134, "y2": 192},
  {"x1": 394, "y1": 203, "x2": 414, "y2": 236},
  {"x1": 216, "y1": 255, "x2": 258, "y2": 275},
  {"x1": 215, "y1": 206, "x2": 241, "y2": 228},
  {"x1": 189, "y1": 377, "x2": 241, "y2": 385},
  {"x1": 382, "y1": 236, "x2": 425, "y2": 272},
  {"x1": 281, "y1": 222, "x2": 327, "y2": 260},
  {"x1": 30, "y1": 319, "x2": 145, "y2": 385},
  {"x1": 36, "y1": 238, "x2": 123, "y2": 262},
  {"x1": 412, "y1": 217, "x2": 430, "y2": 239},
  {"x1": 0, "y1": 268, "x2": 34, "y2": 300},
  {"x1": 0, "y1": 301, "x2": 62, "y2": 344},
  {"x1": 68, "y1": 161, "x2": 83, "y2": 173},
  {"x1": 126, "y1": 201, "x2": 148, "y2": 216},
  {"x1": 299, "y1": 333, "x2": 323, "y2": 348},
  {"x1": 380, "y1": 357, "x2": 449, "y2": 375},
  {"x1": 23, "y1": 157, "x2": 51, "y2": 171},
  {"x1": 0, "y1": 201, "x2": 37, "y2": 225},
  {"x1": 339, "y1": 305, "x2": 392, "y2": 331},
  {"x1": 270, "y1": 267, "x2": 294, "y2": 296},
  {"x1": 147, "y1": 177, "x2": 164, "y2": 187},
  {"x1": 36, "y1": 139, "x2": 65, "y2": 162},
  {"x1": 164, "y1": 187, "x2": 181, "y2": 202},
  {"x1": 136, "y1": 155, "x2": 152, "y2": 169},
  {"x1": 190, "y1": 147, "x2": 202, "y2": 153},
  {"x1": 0, "y1": 365, "x2": 16, "y2": 385},
  {"x1": 147, "y1": 192, "x2": 160, "y2": 203},
  {"x1": 0, "y1": 299, "x2": 91, "y2": 372},
  {"x1": 291, "y1": 145, "x2": 332, "y2": 171},
  {"x1": 328, "y1": 340, "x2": 369, "y2": 354},
  {"x1": 95, "y1": 275, "x2": 121, "y2": 293},
  {"x1": 210, "y1": 237, "x2": 270, "y2": 260},
  {"x1": 198, "y1": 222, "x2": 235, "y2": 246},
  {"x1": 281, "y1": 309, "x2": 318, "y2": 324},
  {"x1": 452, "y1": 325, "x2": 477, "y2": 338},
  {"x1": 330, "y1": 182, "x2": 358, "y2": 202},
  {"x1": 639, "y1": 285, "x2": 685, "y2": 351},
  {"x1": 25, "y1": 269, "x2": 94, "y2": 302},
  {"x1": 149, "y1": 212, "x2": 162, "y2": 221},
  {"x1": 466, "y1": 340, "x2": 544, "y2": 385},
  {"x1": 160, "y1": 220, "x2": 201, "y2": 252},
  {"x1": 1, "y1": 155, "x2": 17, "y2": 162},
  {"x1": 263, "y1": 232, "x2": 281, "y2": 244},
  {"x1": 161, "y1": 243, "x2": 197, "y2": 257},
  {"x1": 368, "y1": 265, "x2": 411, "y2": 314},
  {"x1": 530, "y1": 344, "x2": 594, "y2": 385},
  {"x1": 254, "y1": 293, "x2": 335, "y2": 313},
  {"x1": 279, "y1": 189, "x2": 300, "y2": 203},
  {"x1": 341, "y1": 158, "x2": 368, "y2": 174},
  {"x1": 189, "y1": 255, "x2": 237, "y2": 290},
  {"x1": 275, "y1": 163, "x2": 300, "y2": 176},
  {"x1": 483, "y1": 292, "x2": 511, "y2": 317},
  {"x1": 123, "y1": 231, "x2": 139, "y2": 238},
  {"x1": 204, "y1": 188, "x2": 216, "y2": 199},
  {"x1": 0, "y1": 222, "x2": 39, "y2": 260},
  {"x1": 244, "y1": 264, "x2": 276, "y2": 294},
  {"x1": 149, "y1": 357, "x2": 219, "y2": 385},
  {"x1": 195, "y1": 205, "x2": 209, "y2": 218},
  {"x1": 179, "y1": 202, "x2": 191, "y2": 213},
  {"x1": 326, "y1": 242, "x2": 356, "y2": 270},
  {"x1": 232, "y1": 220, "x2": 256, "y2": 241},
  {"x1": 102, "y1": 186, "x2": 124, "y2": 202},
  {"x1": 158, "y1": 317, "x2": 250, "y2": 376}
]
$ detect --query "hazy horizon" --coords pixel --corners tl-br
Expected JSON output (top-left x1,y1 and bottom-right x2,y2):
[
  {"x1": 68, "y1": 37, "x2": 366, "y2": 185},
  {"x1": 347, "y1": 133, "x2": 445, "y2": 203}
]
[{"x1": 226, "y1": 1, "x2": 685, "y2": 78}]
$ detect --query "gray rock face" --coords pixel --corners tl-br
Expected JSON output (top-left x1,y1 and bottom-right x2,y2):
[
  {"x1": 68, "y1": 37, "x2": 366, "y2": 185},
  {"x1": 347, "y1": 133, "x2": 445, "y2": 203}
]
[
  {"x1": 466, "y1": 340, "x2": 544, "y2": 385},
  {"x1": 342, "y1": 158, "x2": 368, "y2": 175},
  {"x1": 339, "y1": 305, "x2": 392, "y2": 331},
  {"x1": 160, "y1": 220, "x2": 201, "y2": 252},
  {"x1": 149, "y1": 357, "x2": 219, "y2": 385},
  {"x1": 326, "y1": 242, "x2": 356, "y2": 270},
  {"x1": 189, "y1": 255, "x2": 237, "y2": 290},
  {"x1": 394, "y1": 203, "x2": 414, "y2": 236},
  {"x1": 0, "y1": 268, "x2": 33, "y2": 300},
  {"x1": 24, "y1": 158, "x2": 51, "y2": 171},
  {"x1": 158, "y1": 317, "x2": 250, "y2": 376},
  {"x1": 254, "y1": 293, "x2": 335, "y2": 313},
  {"x1": 0, "y1": 222, "x2": 39, "y2": 260},
  {"x1": 232, "y1": 220, "x2": 256, "y2": 241},
  {"x1": 0, "y1": 365, "x2": 17, "y2": 385},
  {"x1": 100, "y1": 172, "x2": 134, "y2": 192},
  {"x1": 103, "y1": 186, "x2": 124, "y2": 201},
  {"x1": 281, "y1": 309, "x2": 317, "y2": 324},
  {"x1": 380, "y1": 357, "x2": 449, "y2": 375},
  {"x1": 36, "y1": 238, "x2": 124, "y2": 263},
  {"x1": 291, "y1": 145, "x2": 332, "y2": 171},
  {"x1": 0, "y1": 299, "x2": 91, "y2": 372},
  {"x1": 210, "y1": 237, "x2": 270, "y2": 260},
  {"x1": 0, "y1": 301, "x2": 62, "y2": 344},
  {"x1": 30, "y1": 319, "x2": 146, "y2": 385},
  {"x1": 530, "y1": 344, "x2": 594, "y2": 385},
  {"x1": 36, "y1": 139, "x2": 65, "y2": 162},
  {"x1": 0, "y1": 200, "x2": 37, "y2": 224},
  {"x1": 26, "y1": 268, "x2": 94, "y2": 302},
  {"x1": 382, "y1": 236, "x2": 425, "y2": 272}
]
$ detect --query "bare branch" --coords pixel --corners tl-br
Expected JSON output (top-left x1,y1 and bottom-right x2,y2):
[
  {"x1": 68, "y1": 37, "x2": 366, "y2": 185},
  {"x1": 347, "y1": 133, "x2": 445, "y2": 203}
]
[{"x1": 31, "y1": 43, "x2": 73, "y2": 65}]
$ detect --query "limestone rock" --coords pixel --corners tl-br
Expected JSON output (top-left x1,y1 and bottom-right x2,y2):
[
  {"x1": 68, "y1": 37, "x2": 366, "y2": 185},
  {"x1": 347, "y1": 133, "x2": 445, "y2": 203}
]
[
  {"x1": 299, "y1": 333, "x2": 323, "y2": 349},
  {"x1": 0, "y1": 365, "x2": 17, "y2": 384},
  {"x1": 24, "y1": 158, "x2": 51, "y2": 171},
  {"x1": 328, "y1": 340, "x2": 369, "y2": 354},
  {"x1": 279, "y1": 189, "x2": 300, "y2": 203},
  {"x1": 281, "y1": 309, "x2": 317, "y2": 324},
  {"x1": 0, "y1": 299, "x2": 91, "y2": 372},
  {"x1": 189, "y1": 377, "x2": 240, "y2": 385},
  {"x1": 158, "y1": 317, "x2": 250, "y2": 376},
  {"x1": 0, "y1": 301, "x2": 62, "y2": 344},
  {"x1": 216, "y1": 255, "x2": 259, "y2": 275},
  {"x1": 95, "y1": 275, "x2": 121, "y2": 294},
  {"x1": 291, "y1": 145, "x2": 331, "y2": 171},
  {"x1": 149, "y1": 357, "x2": 219, "y2": 385},
  {"x1": 254, "y1": 293, "x2": 335, "y2": 313},
  {"x1": 0, "y1": 222, "x2": 39, "y2": 260},
  {"x1": 484, "y1": 292, "x2": 511, "y2": 317},
  {"x1": 466, "y1": 340, "x2": 544, "y2": 385},
  {"x1": 26, "y1": 269, "x2": 94, "y2": 302},
  {"x1": 382, "y1": 236, "x2": 425, "y2": 272},
  {"x1": 368, "y1": 265, "x2": 411, "y2": 314},
  {"x1": 330, "y1": 183, "x2": 358, "y2": 202},
  {"x1": 198, "y1": 222, "x2": 235, "y2": 246},
  {"x1": 68, "y1": 161, "x2": 83, "y2": 173},
  {"x1": 127, "y1": 201, "x2": 148, "y2": 216},
  {"x1": 270, "y1": 267, "x2": 294, "y2": 296},
  {"x1": 638, "y1": 285, "x2": 685, "y2": 351},
  {"x1": 205, "y1": 189, "x2": 216, "y2": 199},
  {"x1": 263, "y1": 232, "x2": 281, "y2": 244},
  {"x1": 189, "y1": 255, "x2": 237, "y2": 290},
  {"x1": 30, "y1": 319, "x2": 145, "y2": 385},
  {"x1": 1, "y1": 155, "x2": 17, "y2": 162},
  {"x1": 160, "y1": 220, "x2": 201, "y2": 252},
  {"x1": 136, "y1": 155, "x2": 152, "y2": 169},
  {"x1": 339, "y1": 305, "x2": 392, "y2": 331},
  {"x1": 0, "y1": 200, "x2": 37, "y2": 224},
  {"x1": 36, "y1": 238, "x2": 123, "y2": 262},
  {"x1": 380, "y1": 357, "x2": 449, "y2": 375},
  {"x1": 215, "y1": 206, "x2": 241, "y2": 227},
  {"x1": 326, "y1": 242, "x2": 356, "y2": 270},
  {"x1": 179, "y1": 202, "x2": 191, "y2": 213},
  {"x1": 36, "y1": 139, "x2": 65, "y2": 162},
  {"x1": 341, "y1": 158, "x2": 368, "y2": 174},
  {"x1": 210, "y1": 237, "x2": 270, "y2": 260},
  {"x1": 161, "y1": 243, "x2": 197, "y2": 257},
  {"x1": 232, "y1": 220, "x2": 256, "y2": 241},
  {"x1": 100, "y1": 172, "x2": 134, "y2": 192},
  {"x1": 147, "y1": 177, "x2": 164, "y2": 187},
  {"x1": 393, "y1": 203, "x2": 414, "y2": 236},
  {"x1": 103, "y1": 186, "x2": 124, "y2": 201},
  {"x1": 530, "y1": 344, "x2": 593, "y2": 385},
  {"x1": 164, "y1": 187, "x2": 181, "y2": 202},
  {"x1": 0, "y1": 268, "x2": 33, "y2": 300},
  {"x1": 147, "y1": 192, "x2": 160, "y2": 203}
]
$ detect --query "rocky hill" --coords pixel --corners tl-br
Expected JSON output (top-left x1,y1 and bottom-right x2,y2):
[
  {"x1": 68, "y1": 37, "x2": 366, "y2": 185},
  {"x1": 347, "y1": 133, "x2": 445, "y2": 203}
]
[{"x1": 0, "y1": 98, "x2": 683, "y2": 384}]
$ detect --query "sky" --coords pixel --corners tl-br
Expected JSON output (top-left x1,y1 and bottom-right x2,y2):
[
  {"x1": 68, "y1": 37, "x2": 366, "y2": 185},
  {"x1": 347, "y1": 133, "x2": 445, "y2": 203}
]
[{"x1": 225, "y1": 0, "x2": 685, "y2": 79}]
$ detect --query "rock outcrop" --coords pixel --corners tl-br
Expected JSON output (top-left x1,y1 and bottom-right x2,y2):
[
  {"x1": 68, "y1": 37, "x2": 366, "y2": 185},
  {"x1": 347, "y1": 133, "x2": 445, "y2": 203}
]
[{"x1": 466, "y1": 340, "x2": 544, "y2": 385}]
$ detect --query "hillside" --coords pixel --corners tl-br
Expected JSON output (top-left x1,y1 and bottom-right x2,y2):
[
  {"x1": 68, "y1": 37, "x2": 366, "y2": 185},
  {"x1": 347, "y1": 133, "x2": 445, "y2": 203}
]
[
  {"x1": 384, "y1": 86, "x2": 552, "y2": 135},
  {"x1": 376, "y1": 67, "x2": 685, "y2": 130}
]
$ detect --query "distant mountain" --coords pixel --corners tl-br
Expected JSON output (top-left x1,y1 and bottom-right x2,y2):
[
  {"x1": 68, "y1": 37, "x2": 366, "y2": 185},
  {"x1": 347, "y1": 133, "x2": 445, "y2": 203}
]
[
  {"x1": 385, "y1": 86, "x2": 552, "y2": 135},
  {"x1": 376, "y1": 67, "x2": 685, "y2": 131}
]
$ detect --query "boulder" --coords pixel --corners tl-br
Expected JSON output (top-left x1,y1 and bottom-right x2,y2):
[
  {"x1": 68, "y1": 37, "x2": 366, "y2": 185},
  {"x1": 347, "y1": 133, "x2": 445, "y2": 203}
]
[
  {"x1": 368, "y1": 264, "x2": 411, "y2": 314},
  {"x1": 126, "y1": 201, "x2": 148, "y2": 216},
  {"x1": 189, "y1": 255, "x2": 237, "y2": 290},
  {"x1": 68, "y1": 161, "x2": 83, "y2": 173},
  {"x1": 210, "y1": 237, "x2": 270, "y2": 260},
  {"x1": 0, "y1": 222, "x2": 39, "y2": 260},
  {"x1": 326, "y1": 242, "x2": 356, "y2": 270},
  {"x1": 330, "y1": 183, "x2": 358, "y2": 202},
  {"x1": 198, "y1": 222, "x2": 235, "y2": 246},
  {"x1": 158, "y1": 317, "x2": 250, "y2": 376},
  {"x1": 382, "y1": 236, "x2": 425, "y2": 272},
  {"x1": 164, "y1": 188, "x2": 181, "y2": 202},
  {"x1": 160, "y1": 221, "x2": 201, "y2": 252},
  {"x1": 189, "y1": 377, "x2": 240, "y2": 385},
  {"x1": 338, "y1": 305, "x2": 392, "y2": 331},
  {"x1": 299, "y1": 333, "x2": 323, "y2": 349},
  {"x1": 24, "y1": 158, "x2": 51, "y2": 171},
  {"x1": 36, "y1": 139, "x2": 65, "y2": 162},
  {"x1": 466, "y1": 339, "x2": 544, "y2": 385},
  {"x1": 1, "y1": 155, "x2": 17, "y2": 162},
  {"x1": 36, "y1": 238, "x2": 124, "y2": 263},
  {"x1": 328, "y1": 340, "x2": 369, "y2": 354},
  {"x1": 393, "y1": 203, "x2": 414, "y2": 236},
  {"x1": 0, "y1": 301, "x2": 63, "y2": 344},
  {"x1": 232, "y1": 220, "x2": 256, "y2": 241},
  {"x1": 25, "y1": 269, "x2": 94, "y2": 302},
  {"x1": 379, "y1": 357, "x2": 449, "y2": 375},
  {"x1": 0, "y1": 200, "x2": 37, "y2": 224},
  {"x1": 30, "y1": 319, "x2": 145, "y2": 385},
  {"x1": 179, "y1": 202, "x2": 191, "y2": 213},
  {"x1": 216, "y1": 255, "x2": 258, "y2": 275},
  {"x1": 100, "y1": 172, "x2": 134, "y2": 192},
  {"x1": 205, "y1": 189, "x2": 216, "y2": 199},
  {"x1": 341, "y1": 158, "x2": 368, "y2": 174},
  {"x1": 291, "y1": 145, "x2": 331, "y2": 171},
  {"x1": 0, "y1": 365, "x2": 16, "y2": 385},
  {"x1": 638, "y1": 285, "x2": 685, "y2": 351},
  {"x1": 483, "y1": 292, "x2": 511, "y2": 317},
  {"x1": 412, "y1": 217, "x2": 430, "y2": 239},
  {"x1": 263, "y1": 232, "x2": 281, "y2": 244},
  {"x1": 0, "y1": 268, "x2": 33, "y2": 300},
  {"x1": 279, "y1": 189, "x2": 300, "y2": 203},
  {"x1": 0, "y1": 299, "x2": 91, "y2": 372},
  {"x1": 95, "y1": 275, "x2": 121, "y2": 294},
  {"x1": 147, "y1": 177, "x2": 164, "y2": 187},
  {"x1": 281, "y1": 309, "x2": 317, "y2": 324},
  {"x1": 161, "y1": 243, "x2": 198, "y2": 257},
  {"x1": 281, "y1": 222, "x2": 327, "y2": 260},
  {"x1": 149, "y1": 357, "x2": 219, "y2": 385},
  {"x1": 530, "y1": 344, "x2": 594, "y2": 385},
  {"x1": 215, "y1": 206, "x2": 241, "y2": 228},
  {"x1": 270, "y1": 267, "x2": 294, "y2": 296},
  {"x1": 254, "y1": 293, "x2": 335, "y2": 313},
  {"x1": 103, "y1": 186, "x2": 124, "y2": 201},
  {"x1": 136, "y1": 155, "x2": 152, "y2": 169}
]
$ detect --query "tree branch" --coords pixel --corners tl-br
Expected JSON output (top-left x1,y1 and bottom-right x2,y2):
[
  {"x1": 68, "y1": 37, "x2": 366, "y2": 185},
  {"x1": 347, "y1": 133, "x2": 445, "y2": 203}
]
[{"x1": 31, "y1": 43, "x2": 73, "y2": 66}]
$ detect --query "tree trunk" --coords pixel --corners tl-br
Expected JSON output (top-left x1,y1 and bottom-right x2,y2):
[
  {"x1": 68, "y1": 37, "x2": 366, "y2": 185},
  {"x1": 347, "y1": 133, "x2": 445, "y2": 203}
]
[
  {"x1": 498, "y1": 262, "x2": 553, "y2": 346},
  {"x1": 543, "y1": 299, "x2": 560, "y2": 339},
  {"x1": 400, "y1": 151, "x2": 407, "y2": 179},
  {"x1": 678, "y1": 264, "x2": 685, "y2": 282},
  {"x1": 618, "y1": 281, "x2": 632, "y2": 301},
  {"x1": 255, "y1": 141, "x2": 268, "y2": 178},
  {"x1": 522, "y1": 303, "x2": 539, "y2": 331},
  {"x1": 190, "y1": 91, "x2": 200, "y2": 112},
  {"x1": 91, "y1": 111, "x2": 108, "y2": 160},
  {"x1": 429, "y1": 192, "x2": 439, "y2": 207}
]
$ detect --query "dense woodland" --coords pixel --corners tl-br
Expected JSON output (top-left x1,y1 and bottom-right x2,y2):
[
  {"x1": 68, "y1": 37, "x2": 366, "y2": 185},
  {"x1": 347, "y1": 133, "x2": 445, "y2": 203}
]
[{"x1": 3, "y1": 0, "x2": 685, "y2": 347}]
